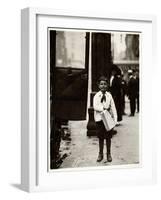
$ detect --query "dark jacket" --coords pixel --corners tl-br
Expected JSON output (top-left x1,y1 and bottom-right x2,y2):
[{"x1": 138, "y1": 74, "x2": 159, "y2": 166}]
[{"x1": 128, "y1": 76, "x2": 137, "y2": 98}]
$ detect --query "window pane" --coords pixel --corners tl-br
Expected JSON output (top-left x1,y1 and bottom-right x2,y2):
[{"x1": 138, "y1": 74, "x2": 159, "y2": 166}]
[
  {"x1": 111, "y1": 33, "x2": 139, "y2": 62},
  {"x1": 56, "y1": 31, "x2": 86, "y2": 69}
]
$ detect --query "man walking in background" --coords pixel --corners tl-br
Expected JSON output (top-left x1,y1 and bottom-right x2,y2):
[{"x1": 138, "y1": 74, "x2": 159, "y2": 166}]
[{"x1": 128, "y1": 70, "x2": 137, "y2": 116}]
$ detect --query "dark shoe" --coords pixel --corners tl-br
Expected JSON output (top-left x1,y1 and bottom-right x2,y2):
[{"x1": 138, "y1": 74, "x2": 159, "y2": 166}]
[
  {"x1": 97, "y1": 153, "x2": 103, "y2": 162},
  {"x1": 129, "y1": 114, "x2": 134, "y2": 117},
  {"x1": 107, "y1": 154, "x2": 112, "y2": 162}
]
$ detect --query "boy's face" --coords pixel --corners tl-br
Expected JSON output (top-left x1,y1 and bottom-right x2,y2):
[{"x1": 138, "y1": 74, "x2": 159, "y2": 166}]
[{"x1": 98, "y1": 80, "x2": 108, "y2": 93}]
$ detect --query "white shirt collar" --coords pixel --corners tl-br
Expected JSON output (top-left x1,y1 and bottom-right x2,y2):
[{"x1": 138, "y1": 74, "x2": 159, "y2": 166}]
[{"x1": 98, "y1": 91, "x2": 109, "y2": 97}]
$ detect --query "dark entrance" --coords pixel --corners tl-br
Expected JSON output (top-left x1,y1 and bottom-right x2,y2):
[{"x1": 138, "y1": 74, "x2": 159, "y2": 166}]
[{"x1": 49, "y1": 30, "x2": 89, "y2": 169}]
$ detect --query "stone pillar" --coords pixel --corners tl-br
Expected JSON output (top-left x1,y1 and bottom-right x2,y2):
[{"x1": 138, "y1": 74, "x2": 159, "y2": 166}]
[
  {"x1": 87, "y1": 32, "x2": 112, "y2": 136},
  {"x1": 91, "y1": 33, "x2": 112, "y2": 91}
]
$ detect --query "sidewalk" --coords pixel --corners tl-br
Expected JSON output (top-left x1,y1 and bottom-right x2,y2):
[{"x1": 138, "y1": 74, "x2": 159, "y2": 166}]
[{"x1": 59, "y1": 101, "x2": 139, "y2": 169}]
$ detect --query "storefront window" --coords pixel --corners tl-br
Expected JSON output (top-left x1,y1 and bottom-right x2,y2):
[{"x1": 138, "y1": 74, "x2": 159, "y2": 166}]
[
  {"x1": 111, "y1": 33, "x2": 139, "y2": 62},
  {"x1": 56, "y1": 31, "x2": 86, "y2": 69}
]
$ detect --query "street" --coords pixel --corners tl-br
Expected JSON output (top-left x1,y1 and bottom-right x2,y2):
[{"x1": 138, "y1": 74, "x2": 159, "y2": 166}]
[{"x1": 58, "y1": 100, "x2": 139, "y2": 169}]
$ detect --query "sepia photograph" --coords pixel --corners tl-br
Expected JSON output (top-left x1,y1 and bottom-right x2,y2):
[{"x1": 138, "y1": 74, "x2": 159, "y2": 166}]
[{"x1": 49, "y1": 28, "x2": 140, "y2": 170}]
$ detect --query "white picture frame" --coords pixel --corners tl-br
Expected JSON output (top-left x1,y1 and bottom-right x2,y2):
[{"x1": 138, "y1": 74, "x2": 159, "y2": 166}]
[{"x1": 21, "y1": 7, "x2": 157, "y2": 192}]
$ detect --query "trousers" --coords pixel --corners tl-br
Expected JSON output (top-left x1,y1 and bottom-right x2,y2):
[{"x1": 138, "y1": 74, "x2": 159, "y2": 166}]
[{"x1": 96, "y1": 120, "x2": 112, "y2": 154}]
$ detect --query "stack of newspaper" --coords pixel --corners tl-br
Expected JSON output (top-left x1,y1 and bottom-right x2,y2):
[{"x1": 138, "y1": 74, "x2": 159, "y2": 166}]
[{"x1": 100, "y1": 110, "x2": 116, "y2": 131}]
